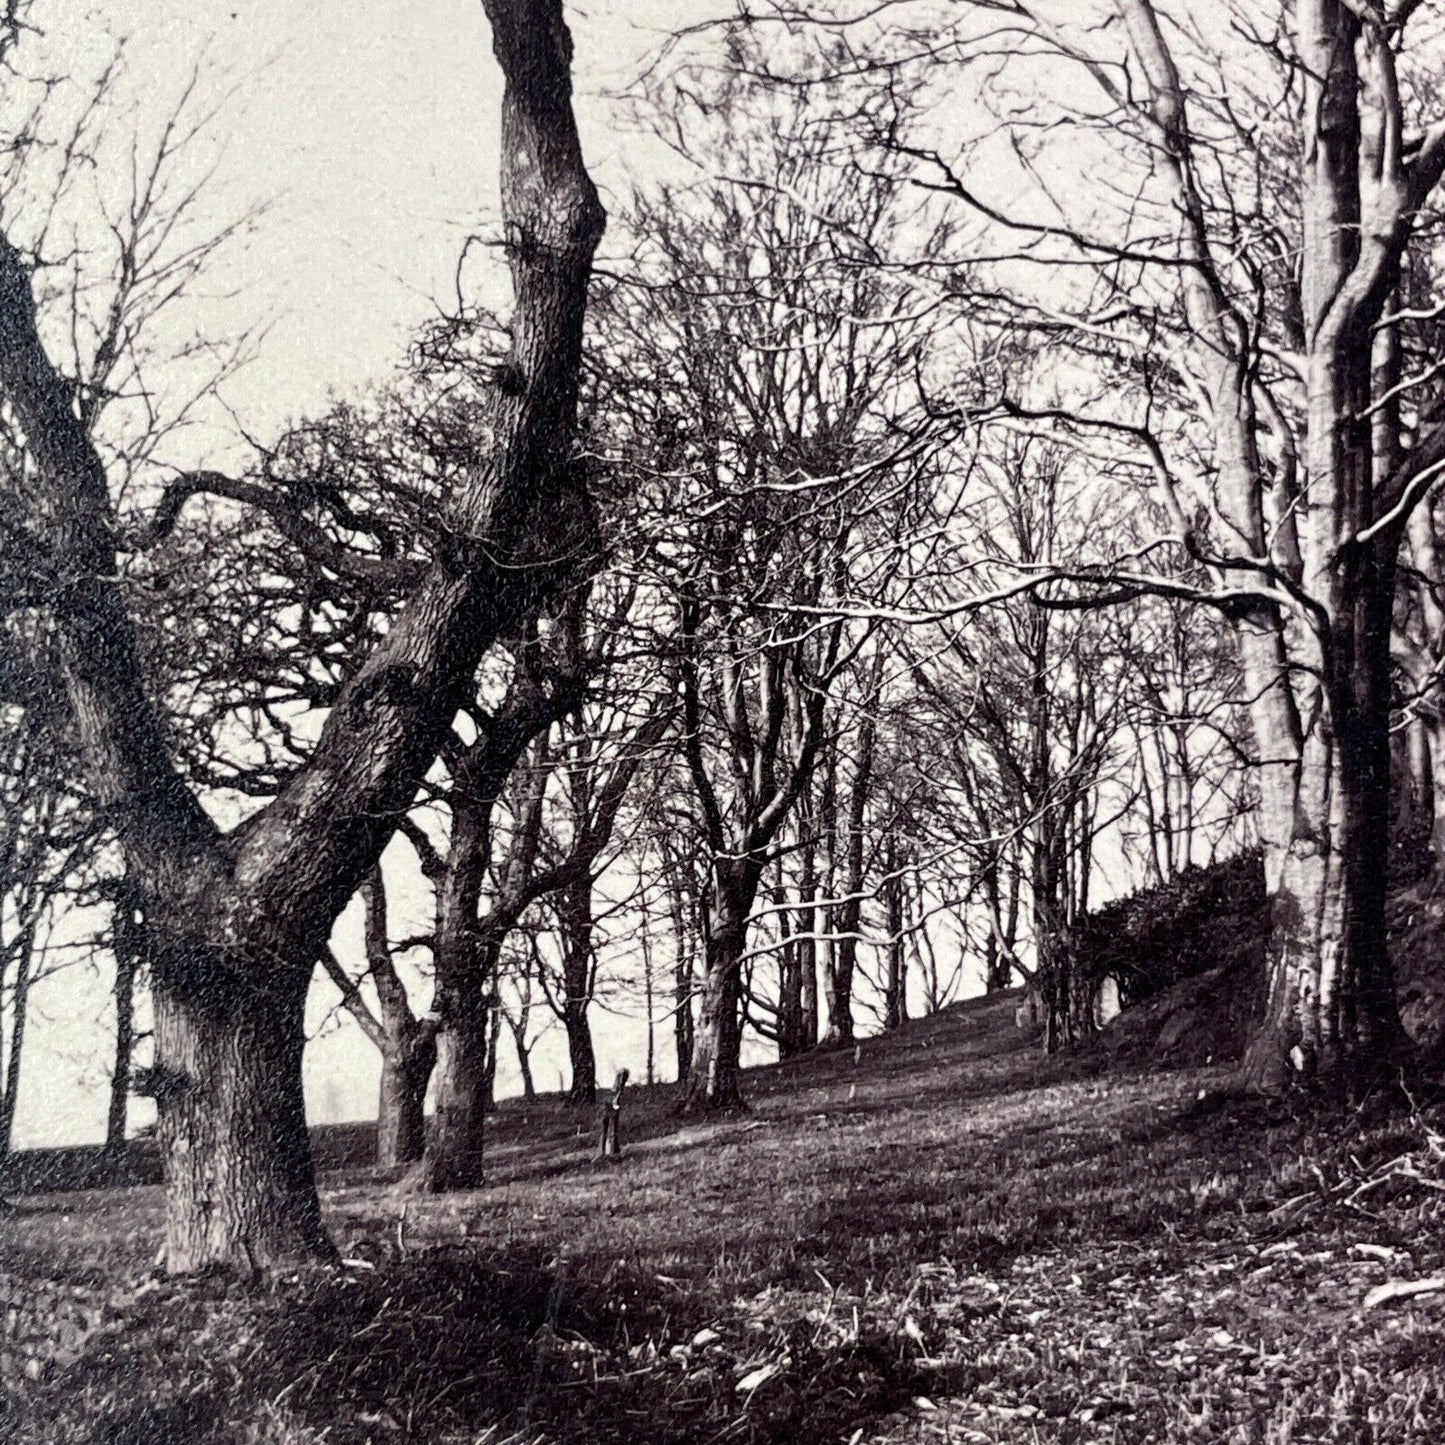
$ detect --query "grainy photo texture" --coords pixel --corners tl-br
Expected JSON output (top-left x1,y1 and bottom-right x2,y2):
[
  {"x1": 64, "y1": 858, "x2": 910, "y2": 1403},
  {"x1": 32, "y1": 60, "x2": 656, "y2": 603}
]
[{"x1": 3, "y1": 1, "x2": 1445, "y2": 1441}]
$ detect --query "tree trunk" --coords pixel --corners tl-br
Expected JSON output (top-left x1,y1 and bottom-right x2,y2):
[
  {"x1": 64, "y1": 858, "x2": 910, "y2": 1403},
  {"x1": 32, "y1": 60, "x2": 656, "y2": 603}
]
[
  {"x1": 982, "y1": 856, "x2": 1013, "y2": 992},
  {"x1": 798, "y1": 833, "x2": 820, "y2": 1048},
  {"x1": 642, "y1": 908, "x2": 656, "y2": 1086},
  {"x1": 103, "y1": 903, "x2": 139, "y2": 1160},
  {"x1": 1405, "y1": 504, "x2": 1445, "y2": 869},
  {"x1": 559, "y1": 874, "x2": 597, "y2": 1104},
  {"x1": 1034, "y1": 813, "x2": 1073, "y2": 1056},
  {"x1": 423, "y1": 987, "x2": 492, "y2": 1191},
  {"x1": 377, "y1": 1031, "x2": 435, "y2": 1168},
  {"x1": 1422, "y1": 720, "x2": 1445, "y2": 870},
  {"x1": 1243, "y1": 582, "x2": 1405, "y2": 1093},
  {"x1": 564, "y1": 999, "x2": 596, "y2": 1105},
  {"x1": 883, "y1": 848, "x2": 906, "y2": 1031},
  {"x1": 0, "y1": 921, "x2": 34, "y2": 1159},
  {"x1": 418, "y1": 779, "x2": 494, "y2": 1190},
  {"x1": 667, "y1": 856, "x2": 695, "y2": 1082},
  {"x1": 774, "y1": 877, "x2": 806, "y2": 1059},
  {"x1": 682, "y1": 857, "x2": 760, "y2": 1110},
  {"x1": 512, "y1": 1022, "x2": 538, "y2": 1100},
  {"x1": 151, "y1": 962, "x2": 333, "y2": 1273}
]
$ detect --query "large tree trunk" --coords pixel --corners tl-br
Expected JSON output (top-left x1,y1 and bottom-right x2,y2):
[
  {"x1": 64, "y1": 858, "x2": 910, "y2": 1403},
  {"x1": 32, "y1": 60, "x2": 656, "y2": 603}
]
[
  {"x1": 682, "y1": 857, "x2": 761, "y2": 1110},
  {"x1": 151, "y1": 961, "x2": 333, "y2": 1273},
  {"x1": 1242, "y1": 579, "x2": 1404, "y2": 1093},
  {"x1": 1238, "y1": 0, "x2": 1409, "y2": 1089}
]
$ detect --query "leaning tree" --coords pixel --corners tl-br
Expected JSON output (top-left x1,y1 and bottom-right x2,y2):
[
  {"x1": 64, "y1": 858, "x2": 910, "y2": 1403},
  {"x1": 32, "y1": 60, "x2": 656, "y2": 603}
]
[{"x1": 0, "y1": 0, "x2": 605, "y2": 1270}]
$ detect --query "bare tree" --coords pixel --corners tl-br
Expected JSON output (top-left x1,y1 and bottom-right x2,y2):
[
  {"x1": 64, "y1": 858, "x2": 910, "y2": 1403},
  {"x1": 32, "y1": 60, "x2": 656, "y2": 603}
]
[
  {"x1": 320, "y1": 867, "x2": 437, "y2": 1168},
  {"x1": 794, "y1": 0, "x2": 1445, "y2": 1088},
  {"x1": 0, "y1": 0, "x2": 605, "y2": 1269}
]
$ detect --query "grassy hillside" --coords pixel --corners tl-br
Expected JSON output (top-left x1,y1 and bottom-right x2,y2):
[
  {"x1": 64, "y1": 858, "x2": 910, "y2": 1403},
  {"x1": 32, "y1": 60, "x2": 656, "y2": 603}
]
[{"x1": 3, "y1": 992, "x2": 1444, "y2": 1443}]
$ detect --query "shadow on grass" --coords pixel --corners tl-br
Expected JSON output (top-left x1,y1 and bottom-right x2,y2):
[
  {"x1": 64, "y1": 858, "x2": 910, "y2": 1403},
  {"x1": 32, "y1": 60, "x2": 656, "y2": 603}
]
[{"x1": 8, "y1": 1245, "x2": 918, "y2": 1445}]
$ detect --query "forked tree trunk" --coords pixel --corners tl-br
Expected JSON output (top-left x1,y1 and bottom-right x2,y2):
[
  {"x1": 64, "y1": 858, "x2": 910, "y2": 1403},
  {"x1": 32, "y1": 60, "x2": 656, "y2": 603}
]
[
  {"x1": 510, "y1": 1019, "x2": 538, "y2": 1099},
  {"x1": 152, "y1": 961, "x2": 333, "y2": 1273},
  {"x1": 0, "y1": 0, "x2": 604, "y2": 1271}
]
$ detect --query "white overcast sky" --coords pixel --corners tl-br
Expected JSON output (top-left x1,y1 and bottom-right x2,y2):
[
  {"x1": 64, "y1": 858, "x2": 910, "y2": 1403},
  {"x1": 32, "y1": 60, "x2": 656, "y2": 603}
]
[
  {"x1": 12, "y1": 0, "x2": 726, "y2": 1148},
  {"x1": 49, "y1": 1, "x2": 702, "y2": 438}
]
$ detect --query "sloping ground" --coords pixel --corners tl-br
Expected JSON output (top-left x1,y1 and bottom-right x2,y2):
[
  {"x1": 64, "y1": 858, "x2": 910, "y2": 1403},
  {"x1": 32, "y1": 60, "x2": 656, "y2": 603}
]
[
  {"x1": 1086, "y1": 854, "x2": 1445, "y2": 1067},
  {"x1": 3, "y1": 994, "x2": 1445, "y2": 1443}
]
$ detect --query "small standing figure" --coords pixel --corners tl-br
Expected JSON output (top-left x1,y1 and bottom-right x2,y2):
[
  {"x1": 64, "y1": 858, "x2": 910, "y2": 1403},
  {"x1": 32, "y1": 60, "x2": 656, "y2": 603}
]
[{"x1": 596, "y1": 1068, "x2": 629, "y2": 1159}]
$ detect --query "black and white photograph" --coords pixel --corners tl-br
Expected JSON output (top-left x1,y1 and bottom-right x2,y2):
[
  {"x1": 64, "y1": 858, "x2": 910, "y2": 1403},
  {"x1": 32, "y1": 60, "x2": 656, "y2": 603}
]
[{"x1": 2, "y1": 1, "x2": 1445, "y2": 1440}]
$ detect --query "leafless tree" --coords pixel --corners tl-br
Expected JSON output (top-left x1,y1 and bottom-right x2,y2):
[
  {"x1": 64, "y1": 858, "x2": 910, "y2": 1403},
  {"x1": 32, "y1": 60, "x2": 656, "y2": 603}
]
[
  {"x1": 0, "y1": 0, "x2": 605, "y2": 1269},
  {"x1": 766, "y1": 0, "x2": 1445, "y2": 1089}
]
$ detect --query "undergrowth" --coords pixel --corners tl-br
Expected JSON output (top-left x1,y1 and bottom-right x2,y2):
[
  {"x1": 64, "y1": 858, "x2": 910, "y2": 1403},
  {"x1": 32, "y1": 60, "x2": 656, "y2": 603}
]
[{"x1": 3, "y1": 993, "x2": 1444, "y2": 1443}]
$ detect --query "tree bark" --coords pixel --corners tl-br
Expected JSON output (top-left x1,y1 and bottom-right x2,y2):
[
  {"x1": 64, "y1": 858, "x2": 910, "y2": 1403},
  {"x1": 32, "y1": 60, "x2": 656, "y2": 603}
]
[
  {"x1": 883, "y1": 841, "x2": 907, "y2": 1031},
  {"x1": 797, "y1": 808, "x2": 820, "y2": 1048},
  {"x1": 0, "y1": 0, "x2": 604, "y2": 1269},
  {"x1": 1242, "y1": 579, "x2": 1403, "y2": 1092},
  {"x1": 664, "y1": 842, "x2": 695, "y2": 1083},
  {"x1": 150, "y1": 963, "x2": 333, "y2": 1273},
  {"x1": 425, "y1": 985, "x2": 494, "y2": 1191},
  {"x1": 417, "y1": 777, "x2": 494, "y2": 1190},
  {"x1": 559, "y1": 874, "x2": 597, "y2": 1104},
  {"x1": 377, "y1": 1034, "x2": 434, "y2": 1167},
  {"x1": 682, "y1": 856, "x2": 761, "y2": 1110},
  {"x1": 774, "y1": 876, "x2": 807, "y2": 1059},
  {"x1": 103, "y1": 898, "x2": 140, "y2": 1161},
  {"x1": 361, "y1": 870, "x2": 438, "y2": 1168},
  {"x1": 0, "y1": 920, "x2": 34, "y2": 1159},
  {"x1": 510, "y1": 1019, "x2": 538, "y2": 1100}
]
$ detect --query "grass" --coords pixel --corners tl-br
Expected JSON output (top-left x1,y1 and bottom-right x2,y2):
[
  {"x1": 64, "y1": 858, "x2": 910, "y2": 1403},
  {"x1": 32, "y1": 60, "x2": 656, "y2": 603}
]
[{"x1": 3, "y1": 990, "x2": 1444, "y2": 1443}]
